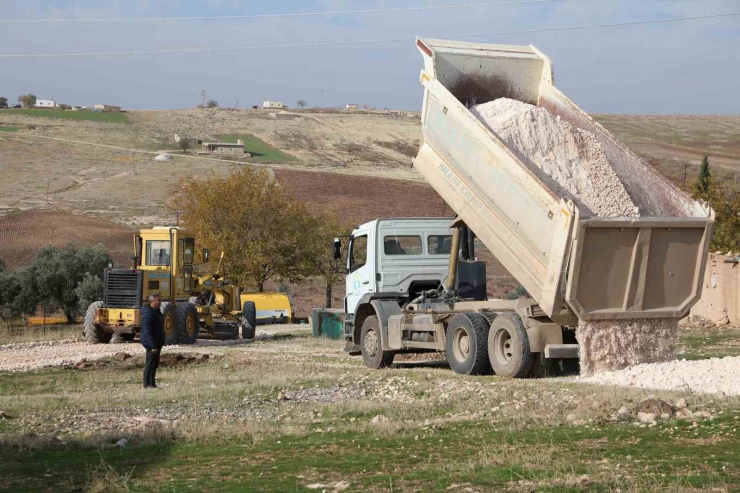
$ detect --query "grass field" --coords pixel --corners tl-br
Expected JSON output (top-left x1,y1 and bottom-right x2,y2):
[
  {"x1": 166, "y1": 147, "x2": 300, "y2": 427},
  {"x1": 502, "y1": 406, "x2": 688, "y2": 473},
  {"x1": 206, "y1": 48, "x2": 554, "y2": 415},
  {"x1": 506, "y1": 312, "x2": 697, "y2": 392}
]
[
  {"x1": 0, "y1": 126, "x2": 19, "y2": 132},
  {"x1": 1, "y1": 324, "x2": 739, "y2": 492},
  {"x1": 220, "y1": 134, "x2": 297, "y2": 162},
  {"x1": 1, "y1": 108, "x2": 129, "y2": 124}
]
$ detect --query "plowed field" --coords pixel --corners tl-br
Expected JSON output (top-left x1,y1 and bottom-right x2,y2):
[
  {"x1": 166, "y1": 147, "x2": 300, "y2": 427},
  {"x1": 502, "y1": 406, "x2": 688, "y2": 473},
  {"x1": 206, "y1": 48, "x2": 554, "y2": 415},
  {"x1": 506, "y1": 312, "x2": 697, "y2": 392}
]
[{"x1": 0, "y1": 211, "x2": 133, "y2": 270}]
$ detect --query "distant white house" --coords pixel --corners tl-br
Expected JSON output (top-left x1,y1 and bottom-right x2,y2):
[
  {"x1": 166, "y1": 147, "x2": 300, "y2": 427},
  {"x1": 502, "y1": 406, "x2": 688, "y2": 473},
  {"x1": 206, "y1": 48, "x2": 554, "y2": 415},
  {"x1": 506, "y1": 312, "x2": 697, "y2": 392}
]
[
  {"x1": 94, "y1": 104, "x2": 122, "y2": 112},
  {"x1": 345, "y1": 104, "x2": 358, "y2": 110},
  {"x1": 263, "y1": 100, "x2": 284, "y2": 109},
  {"x1": 35, "y1": 99, "x2": 57, "y2": 108}
]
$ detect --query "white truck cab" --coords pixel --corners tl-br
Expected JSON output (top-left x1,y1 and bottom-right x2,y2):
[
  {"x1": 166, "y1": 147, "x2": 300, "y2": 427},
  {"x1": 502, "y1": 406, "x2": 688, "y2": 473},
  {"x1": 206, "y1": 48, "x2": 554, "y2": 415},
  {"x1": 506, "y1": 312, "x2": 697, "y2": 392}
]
[{"x1": 344, "y1": 218, "x2": 455, "y2": 315}]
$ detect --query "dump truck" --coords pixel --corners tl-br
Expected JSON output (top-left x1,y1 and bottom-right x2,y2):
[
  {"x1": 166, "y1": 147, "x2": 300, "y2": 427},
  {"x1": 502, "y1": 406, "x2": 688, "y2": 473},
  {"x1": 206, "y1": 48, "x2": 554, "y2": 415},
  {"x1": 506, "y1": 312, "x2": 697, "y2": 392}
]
[
  {"x1": 337, "y1": 39, "x2": 714, "y2": 377},
  {"x1": 84, "y1": 227, "x2": 291, "y2": 344}
]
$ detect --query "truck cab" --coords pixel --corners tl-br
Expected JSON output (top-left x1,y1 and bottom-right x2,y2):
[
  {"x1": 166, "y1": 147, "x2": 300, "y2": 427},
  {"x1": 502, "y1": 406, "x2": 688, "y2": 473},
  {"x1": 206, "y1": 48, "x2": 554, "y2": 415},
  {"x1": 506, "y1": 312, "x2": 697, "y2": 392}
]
[{"x1": 344, "y1": 218, "x2": 455, "y2": 315}]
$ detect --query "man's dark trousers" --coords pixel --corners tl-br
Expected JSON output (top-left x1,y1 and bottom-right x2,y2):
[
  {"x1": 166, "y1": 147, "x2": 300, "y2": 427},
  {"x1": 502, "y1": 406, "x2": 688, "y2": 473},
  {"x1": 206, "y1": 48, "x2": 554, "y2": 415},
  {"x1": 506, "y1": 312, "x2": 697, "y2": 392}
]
[{"x1": 144, "y1": 346, "x2": 162, "y2": 388}]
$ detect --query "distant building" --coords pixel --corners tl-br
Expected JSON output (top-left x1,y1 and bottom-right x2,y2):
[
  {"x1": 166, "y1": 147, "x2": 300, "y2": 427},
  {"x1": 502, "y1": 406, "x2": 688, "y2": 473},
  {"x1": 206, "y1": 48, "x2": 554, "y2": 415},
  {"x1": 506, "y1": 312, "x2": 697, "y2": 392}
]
[
  {"x1": 94, "y1": 104, "x2": 122, "y2": 112},
  {"x1": 174, "y1": 134, "x2": 200, "y2": 146},
  {"x1": 35, "y1": 99, "x2": 57, "y2": 108},
  {"x1": 202, "y1": 140, "x2": 245, "y2": 154},
  {"x1": 345, "y1": 104, "x2": 358, "y2": 110},
  {"x1": 262, "y1": 101, "x2": 284, "y2": 109}
]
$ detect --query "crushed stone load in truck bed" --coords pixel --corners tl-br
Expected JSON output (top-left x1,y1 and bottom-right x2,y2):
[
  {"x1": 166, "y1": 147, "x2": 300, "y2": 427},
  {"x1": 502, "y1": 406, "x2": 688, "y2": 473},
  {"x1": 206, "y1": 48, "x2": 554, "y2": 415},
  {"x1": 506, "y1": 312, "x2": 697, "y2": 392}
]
[
  {"x1": 473, "y1": 98, "x2": 676, "y2": 374},
  {"x1": 472, "y1": 98, "x2": 639, "y2": 218}
]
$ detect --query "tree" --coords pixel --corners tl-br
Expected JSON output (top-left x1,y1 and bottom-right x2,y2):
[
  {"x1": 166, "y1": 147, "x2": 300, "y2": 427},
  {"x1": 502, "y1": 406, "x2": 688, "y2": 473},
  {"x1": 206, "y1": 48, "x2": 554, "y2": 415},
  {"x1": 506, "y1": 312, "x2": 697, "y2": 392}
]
[
  {"x1": 0, "y1": 97, "x2": 7, "y2": 107},
  {"x1": 171, "y1": 168, "x2": 316, "y2": 291},
  {"x1": 75, "y1": 273, "x2": 104, "y2": 315},
  {"x1": 694, "y1": 155, "x2": 711, "y2": 196},
  {"x1": 206, "y1": 100, "x2": 219, "y2": 109},
  {"x1": 292, "y1": 210, "x2": 348, "y2": 308},
  {"x1": 297, "y1": 100, "x2": 308, "y2": 109},
  {"x1": 32, "y1": 244, "x2": 111, "y2": 323},
  {"x1": 0, "y1": 266, "x2": 39, "y2": 320},
  {"x1": 694, "y1": 176, "x2": 740, "y2": 252},
  {"x1": 17, "y1": 93, "x2": 37, "y2": 108},
  {"x1": 178, "y1": 138, "x2": 191, "y2": 154}
]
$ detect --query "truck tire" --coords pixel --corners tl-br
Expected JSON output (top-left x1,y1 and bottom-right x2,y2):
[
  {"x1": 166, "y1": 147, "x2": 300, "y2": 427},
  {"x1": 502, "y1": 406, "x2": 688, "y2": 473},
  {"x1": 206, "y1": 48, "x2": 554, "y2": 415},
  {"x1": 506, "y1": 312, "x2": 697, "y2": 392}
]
[
  {"x1": 160, "y1": 302, "x2": 178, "y2": 346},
  {"x1": 360, "y1": 316, "x2": 394, "y2": 369},
  {"x1": 488, "y1": 312, "x2": 533, "y2": 377},
  {"x1": 240, "y1": 301, "x2": 257, "y2": 340},
  {"x1": 446, "y1": 313, "x2": 491, "y2": 375},
  {"x1": 176, "y1": 302, "x2": 199, "y2": 345},
  {"x1": 84, "y1": 301, "x2": 112, "y2": 344}
]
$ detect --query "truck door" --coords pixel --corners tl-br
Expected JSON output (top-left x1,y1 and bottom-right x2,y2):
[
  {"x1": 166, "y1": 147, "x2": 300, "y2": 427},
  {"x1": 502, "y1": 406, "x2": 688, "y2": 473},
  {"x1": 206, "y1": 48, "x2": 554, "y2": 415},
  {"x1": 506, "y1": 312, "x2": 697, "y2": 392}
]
[{"x1": 345, "y1": 231, "x2": 373, "y2": 314}]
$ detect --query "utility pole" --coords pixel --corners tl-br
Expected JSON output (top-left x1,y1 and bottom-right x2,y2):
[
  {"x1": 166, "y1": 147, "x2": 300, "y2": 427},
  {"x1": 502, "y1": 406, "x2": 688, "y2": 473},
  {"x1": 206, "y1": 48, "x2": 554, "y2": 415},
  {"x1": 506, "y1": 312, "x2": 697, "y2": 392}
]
[
  {"x1": 201, "y1": 90, "x2": 206, "y2": 108},
  {"x1": 321, "y1": 89, "x2": 324, "y2": 108},
  {"x1": 236, "y1": 97, "x2": 239, "y2": 110}
]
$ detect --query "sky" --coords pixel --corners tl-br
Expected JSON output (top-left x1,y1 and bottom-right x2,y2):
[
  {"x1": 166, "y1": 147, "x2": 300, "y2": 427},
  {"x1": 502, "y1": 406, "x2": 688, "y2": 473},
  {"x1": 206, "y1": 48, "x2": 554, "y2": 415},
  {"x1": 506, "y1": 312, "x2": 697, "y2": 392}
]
[{"x1": 0, "y1": 0, "x2": 738, "y2": 114}]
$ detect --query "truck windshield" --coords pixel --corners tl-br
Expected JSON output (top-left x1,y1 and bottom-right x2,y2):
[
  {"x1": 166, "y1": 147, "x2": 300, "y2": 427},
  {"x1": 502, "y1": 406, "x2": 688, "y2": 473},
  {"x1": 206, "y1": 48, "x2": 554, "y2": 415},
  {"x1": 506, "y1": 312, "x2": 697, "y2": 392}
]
[
  {"x1": 428, "y1": 235, "x2": 452, "y2": 255},
  {"x1": 384, "y1": 236, "x2": 422, "y2": 255},
  {"x1": 147, "y1": 240, "x2": 171, "y2": 266}
]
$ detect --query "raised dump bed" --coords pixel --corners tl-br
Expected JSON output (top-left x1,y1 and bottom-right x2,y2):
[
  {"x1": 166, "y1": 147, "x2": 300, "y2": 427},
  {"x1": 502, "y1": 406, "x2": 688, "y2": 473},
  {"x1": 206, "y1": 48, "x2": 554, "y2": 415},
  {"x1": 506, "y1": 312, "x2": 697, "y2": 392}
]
[{"x1": 413, "y1": 38, "x2": 714, "y2": 325}]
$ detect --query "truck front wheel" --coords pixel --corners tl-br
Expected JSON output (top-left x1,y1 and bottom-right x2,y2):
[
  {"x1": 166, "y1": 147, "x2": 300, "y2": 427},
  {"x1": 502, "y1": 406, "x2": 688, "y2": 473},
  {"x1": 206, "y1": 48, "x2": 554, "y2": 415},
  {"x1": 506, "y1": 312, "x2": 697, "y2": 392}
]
[
  {"x1": 446, "y1": 313, "x2": 491, "y2": 375},
  {"x1": 84, "y1": 301, "x2": 112, "y2": 344},
  {"x1": 360, "y1": 316, "x2": 394, "y2": 369}
]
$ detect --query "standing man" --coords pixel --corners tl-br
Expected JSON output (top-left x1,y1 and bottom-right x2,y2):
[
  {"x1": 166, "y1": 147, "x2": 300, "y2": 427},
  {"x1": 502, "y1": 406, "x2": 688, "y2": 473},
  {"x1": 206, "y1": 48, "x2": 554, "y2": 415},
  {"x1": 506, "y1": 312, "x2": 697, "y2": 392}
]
[{"x1": 140, "y1": 293, "x2": 165, "y2": 388}]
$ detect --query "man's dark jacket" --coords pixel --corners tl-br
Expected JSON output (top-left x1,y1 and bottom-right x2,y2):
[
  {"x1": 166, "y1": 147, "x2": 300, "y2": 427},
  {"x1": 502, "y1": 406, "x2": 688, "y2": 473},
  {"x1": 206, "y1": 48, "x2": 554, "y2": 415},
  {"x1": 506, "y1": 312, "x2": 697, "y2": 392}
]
[{"x1": 140, "y1": 304, "x2": 165, "y2": 349}]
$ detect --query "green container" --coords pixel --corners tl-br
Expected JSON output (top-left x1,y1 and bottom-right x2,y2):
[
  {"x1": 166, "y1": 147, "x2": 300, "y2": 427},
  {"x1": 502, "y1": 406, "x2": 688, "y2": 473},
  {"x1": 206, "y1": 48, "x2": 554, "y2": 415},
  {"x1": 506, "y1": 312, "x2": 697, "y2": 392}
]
[{"x1": 311, "y1": 308, "x2": 346, "y2": 340}]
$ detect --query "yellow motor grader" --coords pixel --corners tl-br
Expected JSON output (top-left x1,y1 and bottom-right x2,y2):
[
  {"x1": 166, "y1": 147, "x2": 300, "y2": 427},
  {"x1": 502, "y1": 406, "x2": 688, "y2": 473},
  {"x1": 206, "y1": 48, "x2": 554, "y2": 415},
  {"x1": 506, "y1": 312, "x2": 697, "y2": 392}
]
[{"x1": 84, "y1": 227, "x2": 260, "y2": 345}]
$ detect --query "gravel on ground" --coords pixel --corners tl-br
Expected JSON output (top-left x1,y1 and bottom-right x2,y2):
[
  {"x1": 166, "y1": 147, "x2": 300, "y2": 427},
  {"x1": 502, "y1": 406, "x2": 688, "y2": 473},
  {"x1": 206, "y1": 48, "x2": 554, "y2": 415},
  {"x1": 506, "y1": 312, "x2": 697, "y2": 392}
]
[
  {"x1": 576, "y1": 355, "x2": 740, "y2": 396},
  {"x1": 0, "y1": 325, "x2": 307, "y2": 373}
]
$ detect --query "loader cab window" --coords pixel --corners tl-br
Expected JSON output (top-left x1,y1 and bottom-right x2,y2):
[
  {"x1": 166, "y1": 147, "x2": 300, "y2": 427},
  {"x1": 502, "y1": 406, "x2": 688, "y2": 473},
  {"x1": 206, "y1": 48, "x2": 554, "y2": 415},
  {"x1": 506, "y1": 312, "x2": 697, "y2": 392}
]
[
  {"x1": 384, "y1": 236, "x2": 422, "y2": 256},
  {"x1": 428, "y1": 235, "x2": 453, "y2": 255},
  {"x1": 348, "y1": 235, "x2": 368, "y2": 273},
  {"x1": 146, "y1": 240, "x2": 171, "y2": 266}
]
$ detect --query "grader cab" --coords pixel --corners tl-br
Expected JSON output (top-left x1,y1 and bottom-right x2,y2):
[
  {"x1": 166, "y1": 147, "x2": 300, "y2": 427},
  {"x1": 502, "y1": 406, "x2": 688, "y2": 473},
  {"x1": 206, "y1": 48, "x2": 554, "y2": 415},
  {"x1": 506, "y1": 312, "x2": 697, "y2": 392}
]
[{"x1": 84, "y1": 227, "x2": 257, "y2": 345}]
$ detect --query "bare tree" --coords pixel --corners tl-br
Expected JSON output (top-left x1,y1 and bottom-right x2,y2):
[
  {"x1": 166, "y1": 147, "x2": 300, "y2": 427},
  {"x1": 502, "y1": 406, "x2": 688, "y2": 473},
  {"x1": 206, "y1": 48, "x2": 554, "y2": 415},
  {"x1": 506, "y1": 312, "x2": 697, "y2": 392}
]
[
  {"x1": 297, "y1": 100, "x2": 308, "y2": 109},
  {"x1": 179, "y1": 139, "x2": 192, "y2": 154}
]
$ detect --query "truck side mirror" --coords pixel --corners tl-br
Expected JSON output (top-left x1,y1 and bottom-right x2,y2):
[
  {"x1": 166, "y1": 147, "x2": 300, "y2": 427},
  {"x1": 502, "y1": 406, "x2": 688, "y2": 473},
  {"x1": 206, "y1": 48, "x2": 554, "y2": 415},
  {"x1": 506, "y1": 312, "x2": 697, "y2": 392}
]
[
  {"x1": 203, "y1": 249, "x2": 210, "y2": 263},
  {"x1": 333, "y1": 238, "x2": 342, "y2": 260}
]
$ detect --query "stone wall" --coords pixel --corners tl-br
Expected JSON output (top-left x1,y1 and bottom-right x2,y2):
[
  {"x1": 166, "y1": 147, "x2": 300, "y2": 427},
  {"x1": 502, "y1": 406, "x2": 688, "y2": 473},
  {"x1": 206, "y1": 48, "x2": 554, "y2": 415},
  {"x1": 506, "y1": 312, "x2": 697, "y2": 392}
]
[{"x1": 691, "y1": 253, "x2": 740, "y2": 324}]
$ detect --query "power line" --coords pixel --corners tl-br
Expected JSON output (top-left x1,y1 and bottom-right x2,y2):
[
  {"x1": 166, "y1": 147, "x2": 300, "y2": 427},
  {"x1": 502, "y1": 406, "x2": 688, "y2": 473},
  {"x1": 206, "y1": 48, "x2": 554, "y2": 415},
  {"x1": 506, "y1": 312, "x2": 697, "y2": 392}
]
[
  {"x1": 0, "y1": 0, "x2": 560, "y2": 24},
  {"x1": 1, "y1": 12, "x2": 737, "y2": 59}
]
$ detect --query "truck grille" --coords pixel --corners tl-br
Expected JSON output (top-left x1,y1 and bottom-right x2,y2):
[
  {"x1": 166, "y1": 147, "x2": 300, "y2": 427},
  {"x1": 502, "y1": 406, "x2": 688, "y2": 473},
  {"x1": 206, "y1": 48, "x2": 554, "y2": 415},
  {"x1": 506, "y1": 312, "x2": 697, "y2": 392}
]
[{"x1": 104, "y1": 269, "x2": 143, "y2": 308}]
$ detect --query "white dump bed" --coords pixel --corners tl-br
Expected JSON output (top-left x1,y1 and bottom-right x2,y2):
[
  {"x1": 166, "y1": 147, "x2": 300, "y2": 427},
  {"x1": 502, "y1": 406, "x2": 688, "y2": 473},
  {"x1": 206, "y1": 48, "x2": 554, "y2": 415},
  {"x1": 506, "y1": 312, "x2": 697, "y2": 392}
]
[{"x1": 413, "y1": 38, "x2": 714, "y2": 324}]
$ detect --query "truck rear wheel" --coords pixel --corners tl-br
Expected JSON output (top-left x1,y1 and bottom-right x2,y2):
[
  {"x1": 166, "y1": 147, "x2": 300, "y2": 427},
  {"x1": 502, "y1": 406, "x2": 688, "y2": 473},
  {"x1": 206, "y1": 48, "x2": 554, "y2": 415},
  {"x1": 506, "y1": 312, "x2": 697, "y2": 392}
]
[
  {"x1": 361, "y1": 316, "x2": 394, "y2": 369},
  {"x1": 488, "y1": 313, "x2": 533, "y2": 377},
  {"x1": 161, "y1": 302, "x2": 178, "y2": 346},
  {"x1": 176, "y1": 303, "x2": 199, "y2": 345},
  {"x1": 446, "y1": 313, "x2": 491, "y2": 375},
  {"x1": 84, "y1": 301, "x2": 112, "y2": 344},
  {"x1": 241, "y1": 301, "x2": 257, "y2": 340}
]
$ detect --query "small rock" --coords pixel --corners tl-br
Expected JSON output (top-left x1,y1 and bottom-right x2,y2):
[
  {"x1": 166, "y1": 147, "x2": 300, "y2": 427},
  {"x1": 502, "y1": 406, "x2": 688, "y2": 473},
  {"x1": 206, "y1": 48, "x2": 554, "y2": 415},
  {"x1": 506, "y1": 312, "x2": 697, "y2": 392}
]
[
  {"x1": 575, "y1": 475, "x2": 591, "y2": 487},
  {"x1": 277, "y1": 391, "x2": 288, "y2": 401},
  {"x1": 371, "y1": 415, "x2": 388, "y2": 424},
  {"x1": 675, "y1": 398, "x2": 687, "y2": 409},
  {"x1": 638, "y1": 412, "x2": 657, "y2": 423},
  {"x1": 717, "y1": 390, "x2": 727, "y2": 400},
  {"x1": 306, "y1": 484, "x2": 327, "y2": 490},
  {"x1": 639, "y1": 398, "x2": 675, "y2": 417},
  {"x1": 617, "y1": 406, "x2": 629, "y2": 416},
  {"x1": 115, "y1": 438, "x2": 129, "y2": 448}
]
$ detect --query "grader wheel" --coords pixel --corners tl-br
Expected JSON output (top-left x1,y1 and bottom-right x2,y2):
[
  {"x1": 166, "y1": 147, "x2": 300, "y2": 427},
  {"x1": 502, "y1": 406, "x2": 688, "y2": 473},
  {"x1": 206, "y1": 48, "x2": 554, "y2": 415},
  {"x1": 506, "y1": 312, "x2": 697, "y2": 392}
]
[
  {"x1": 176, "y1": 303, "x2": 199, "y2": 345},
  {"x1": 160, "y1": 302, "x2": 178, "y2": 346},
  {"x1": 84, "y1": 301, "x2": 112, "y2": 344}
]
